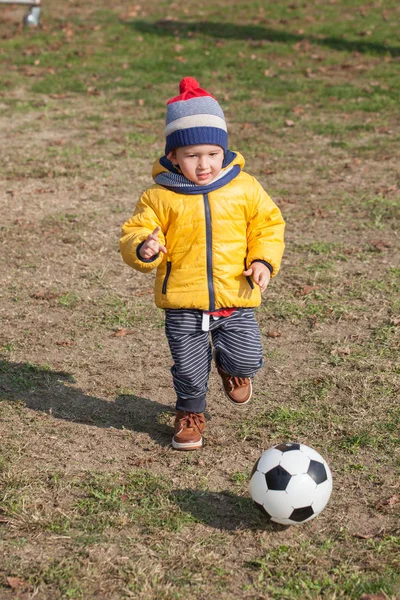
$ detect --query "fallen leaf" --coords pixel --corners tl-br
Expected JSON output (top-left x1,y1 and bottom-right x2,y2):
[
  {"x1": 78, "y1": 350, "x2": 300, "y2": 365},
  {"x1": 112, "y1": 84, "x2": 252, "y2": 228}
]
[
  {"x1": 360, "y1": 595, "x2": 387, "y2": 600},
  {"x1": 331, "y1": 347, "x2": 351, "y2": 356},
  {"x1": 56, "y1": 340, "x2": 76, "y2": 347},
  {"x1": 313, "y1": 208, "x2": 328, "y2": 218},
  {"x1": 134, "y1": 288, "x2": 153, "y2": 296},
  {"x1": 32, "y1": 289, "x2": 59, "y2": 300},
  {"x1": 299, "y1": 285, "x2": 319, "y2": 296},
  {"x1": 293, "y1": 39, "x2": 312, "y2": 51},
  {"x1": 112, "y1": 328, "x2": 136, "y2": 337},
  {"x1": 308, "y1": 315, "x2": 318, "y2": 328},
  {"x1": 370, "y1": 239, "x2": 391, "y2": 250},
  {"x1": 376, "y1": 494, "x2": 399, "y2": 509},
  {"x1": 6, "y1": 577, "x2": 27, "y2": 589},
  {"x1": 375, "y1": 126, "x2": 392, "y2": 134},
  {"x1": 284, "y1": 119, "x2": 295, "y2": 127},
  {"x1": 390, "y1": 316, "x2": 400, "y2": 326},
  {"x1": 343, "y1": 247, "x2": 362, "y2": 255},
  {"x1": 267, "y1": 331, "x2": 281, "y2": 338}
]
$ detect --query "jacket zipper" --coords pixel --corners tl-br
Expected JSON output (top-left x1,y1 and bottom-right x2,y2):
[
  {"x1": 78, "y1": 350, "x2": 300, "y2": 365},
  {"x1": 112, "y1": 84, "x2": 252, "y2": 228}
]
[
  {"x1": 244, "y1": 258, "x2": 254, "y2": 290},
  {"x1": 203, "y1": 193, "x2": 215, "y2": 311},
  {"x1": 162, "y1": 261, "x2": 172, "y2": 294}
]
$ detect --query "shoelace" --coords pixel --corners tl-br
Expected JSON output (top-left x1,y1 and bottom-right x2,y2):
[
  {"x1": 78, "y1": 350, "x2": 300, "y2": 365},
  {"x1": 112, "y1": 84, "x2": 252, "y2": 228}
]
[
  {"x1": 227, "y1": 376, "x2": 247, "y2": 390},
  {"x1": 179, "y1": 412, "x2": 204, "y2": 431}
]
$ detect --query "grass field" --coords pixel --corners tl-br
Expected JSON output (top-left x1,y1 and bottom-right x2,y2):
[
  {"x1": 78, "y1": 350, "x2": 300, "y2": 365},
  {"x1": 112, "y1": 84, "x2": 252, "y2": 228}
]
[{"x1": 0, "y1": 0, "x2": 399, "y2": 598}]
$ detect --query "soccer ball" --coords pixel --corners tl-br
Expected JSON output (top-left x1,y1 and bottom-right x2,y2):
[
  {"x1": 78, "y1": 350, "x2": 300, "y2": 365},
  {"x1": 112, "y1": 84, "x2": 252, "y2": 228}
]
[{"x1": 250, "y1": 442, "x2": 332, "y2": 525}]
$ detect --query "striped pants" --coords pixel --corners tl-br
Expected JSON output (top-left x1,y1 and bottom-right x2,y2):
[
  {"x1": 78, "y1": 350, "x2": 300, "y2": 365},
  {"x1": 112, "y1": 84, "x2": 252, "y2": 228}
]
[{"x1": 165, "y1": 308, "x2": 263, "y2": 413}]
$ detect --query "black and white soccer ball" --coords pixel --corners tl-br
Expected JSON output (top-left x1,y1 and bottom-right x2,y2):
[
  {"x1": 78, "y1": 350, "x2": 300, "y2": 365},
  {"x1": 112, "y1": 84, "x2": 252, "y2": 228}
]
[{"x1": 250, "y1": 442, "x2": 332, "y2": 525}]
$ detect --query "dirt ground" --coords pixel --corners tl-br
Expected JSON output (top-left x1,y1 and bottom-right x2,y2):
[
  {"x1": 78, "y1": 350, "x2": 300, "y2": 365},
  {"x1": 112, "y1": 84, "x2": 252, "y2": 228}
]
[{"x1": 0, "y1": 1, "x2": 399, "y2": 598}]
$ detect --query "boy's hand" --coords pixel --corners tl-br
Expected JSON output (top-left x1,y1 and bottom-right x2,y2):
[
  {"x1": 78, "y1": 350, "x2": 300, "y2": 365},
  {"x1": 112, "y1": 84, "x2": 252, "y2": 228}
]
[
  {"x1": 243, "y1": 262, "x2": 271, "y2": 293},
  {"x1": 139, "y1": 226, "x2": 167, "y2": 260}
]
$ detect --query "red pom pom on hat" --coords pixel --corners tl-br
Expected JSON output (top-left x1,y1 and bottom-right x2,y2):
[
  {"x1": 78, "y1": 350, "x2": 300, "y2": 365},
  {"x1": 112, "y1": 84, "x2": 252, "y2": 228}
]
[
  {"x1": 179, "y1": 76, "x2": 200, "y2": 93},
  {"x1": 167, "y1": 76, "x2": 216, "y2": 104}
]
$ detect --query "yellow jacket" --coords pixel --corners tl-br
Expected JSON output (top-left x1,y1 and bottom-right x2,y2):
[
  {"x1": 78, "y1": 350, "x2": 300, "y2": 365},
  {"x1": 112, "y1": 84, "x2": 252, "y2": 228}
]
[{"x1": 120, "y1": 151, "x2": 285, "y2": 311}]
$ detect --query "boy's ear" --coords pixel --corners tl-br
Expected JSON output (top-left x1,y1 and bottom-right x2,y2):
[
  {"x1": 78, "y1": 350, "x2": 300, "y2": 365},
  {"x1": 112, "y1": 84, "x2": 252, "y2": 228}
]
[{"x1": 167, "y1": 150, "x2": 177, "y2": 164}]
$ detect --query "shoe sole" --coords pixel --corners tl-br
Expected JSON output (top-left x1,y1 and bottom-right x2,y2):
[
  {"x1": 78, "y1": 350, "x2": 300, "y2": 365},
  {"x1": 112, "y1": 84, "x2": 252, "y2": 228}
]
[{"x1": 172, "y1": 437, "x2": 203, "y2": 451}]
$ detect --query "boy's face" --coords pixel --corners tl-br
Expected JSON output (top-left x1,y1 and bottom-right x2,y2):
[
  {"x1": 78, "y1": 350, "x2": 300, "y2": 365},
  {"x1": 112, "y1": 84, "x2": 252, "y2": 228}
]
[{"x1": 167, "y1": 144, "x2": 224, "y2": 186}]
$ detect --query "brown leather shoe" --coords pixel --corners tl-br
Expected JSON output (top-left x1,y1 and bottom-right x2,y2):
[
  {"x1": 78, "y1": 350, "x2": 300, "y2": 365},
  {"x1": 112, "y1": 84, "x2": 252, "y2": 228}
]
[
  {"x1": 172, "y1": 411, "x2": 206, "y2": 451},
  {"x1": 216, "y1": 365, "x2": 252, "y2": 406}
]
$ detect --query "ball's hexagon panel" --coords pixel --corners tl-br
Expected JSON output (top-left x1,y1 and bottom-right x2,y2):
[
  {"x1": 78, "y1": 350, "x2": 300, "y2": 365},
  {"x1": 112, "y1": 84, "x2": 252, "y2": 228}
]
[
  {"x1": 310, "y1": 479, "x2": 333, "y2": 514},
  {"x1": 249, "y1": 470, "x2": 269, "y2": 506},
  {"x1": 262, "y1": 490, "x2": 294, "y2": 519},
  {"x1": 285, "y1": 473, "x2": 317, "y2": 507},
  {"x1": 280, "y1": 450, "x2": 310, "y2": 476},
  {"x1": 299, "y1": 444, "x2": 326, "y2": 464},
  {"x1": 257, "y1": 448, "x2": 285, "y2": 474}
]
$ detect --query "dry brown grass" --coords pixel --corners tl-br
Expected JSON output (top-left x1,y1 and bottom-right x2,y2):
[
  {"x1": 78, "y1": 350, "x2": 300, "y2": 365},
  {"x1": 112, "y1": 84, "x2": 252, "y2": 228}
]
[{"x1": 1, "y1": 0, "x2": 399, "y2": 598}]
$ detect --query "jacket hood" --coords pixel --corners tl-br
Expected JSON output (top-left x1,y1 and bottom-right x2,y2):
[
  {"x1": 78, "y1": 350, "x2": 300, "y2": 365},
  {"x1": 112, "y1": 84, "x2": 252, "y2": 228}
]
[{"x1": 151, "y1": 150, "x2": 245, "y2": 195}]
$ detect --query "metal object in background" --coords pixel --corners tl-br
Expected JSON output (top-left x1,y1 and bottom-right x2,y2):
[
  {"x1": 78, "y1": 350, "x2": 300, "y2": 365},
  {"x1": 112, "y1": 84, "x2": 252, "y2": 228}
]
[{"x1": 0, "y1": 0, "x2": 41, "y2": 27}]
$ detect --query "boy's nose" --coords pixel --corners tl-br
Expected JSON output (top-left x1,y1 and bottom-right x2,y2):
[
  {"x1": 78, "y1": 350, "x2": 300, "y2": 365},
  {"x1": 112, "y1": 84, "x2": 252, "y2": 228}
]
[{"x1": 199, "y1": 157, "x2": 209, "y2": 169}]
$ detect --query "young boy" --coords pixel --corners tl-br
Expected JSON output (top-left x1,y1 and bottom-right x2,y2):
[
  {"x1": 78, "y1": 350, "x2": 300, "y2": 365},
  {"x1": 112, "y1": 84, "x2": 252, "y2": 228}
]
[{"x1": 120, "y1": 77, "x2": 285, "y2": 451}]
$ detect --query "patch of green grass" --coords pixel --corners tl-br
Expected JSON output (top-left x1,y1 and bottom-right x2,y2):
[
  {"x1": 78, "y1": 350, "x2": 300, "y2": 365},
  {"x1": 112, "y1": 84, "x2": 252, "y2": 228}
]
[
  {"x1": 31, "y1": 558, "x2": 84, "y2": 599},
  {"x1": 230, "y1": 471, "x2": 249, "y2": 486},
  {"x1": 98, "y1": 295, "x2": 140, "y2": 328},
  {"x1": 295, "y1": 241, "x2": 337, "y2": 255},
  {"x1": 296, "y1": 377, "x2": 332, "y2": 403},
  {"x1": 1, "y1": 2, "x2": 399, "y2": 599},
  {"x1": 340, "y1": 430, "x2": 377, "y2": 453},
  {"x1": 236, "y1": 404, "x2": 322, "y2": 443},
  {"x1": 74, "y1": 470, "x2": 196, "y2": 533},
  {"x1": 1, "y1": 342, "x2": 15, "y2": 352},
  {"x1": 245, "y1": 536, "x2": 400, "y2": 599},
  {"x1": 59, "y1": 291, "x2": 81, "y2": 309},
  {"x1": 367, "y1": 195, "x2": 400, "y2": 228}
]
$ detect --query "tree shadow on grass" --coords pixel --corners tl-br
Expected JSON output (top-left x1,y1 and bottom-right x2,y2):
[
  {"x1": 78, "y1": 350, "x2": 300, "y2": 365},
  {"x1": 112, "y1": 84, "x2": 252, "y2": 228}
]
[
  {"x1": 0, "y1": 359, "x2": 172, "y2": 447},
  {"x1": 129, "y1": 19, "x2": 400, "y2": 57},
  {"x1": 172, "y1": 488, "x2": 288, "y2": 532}
]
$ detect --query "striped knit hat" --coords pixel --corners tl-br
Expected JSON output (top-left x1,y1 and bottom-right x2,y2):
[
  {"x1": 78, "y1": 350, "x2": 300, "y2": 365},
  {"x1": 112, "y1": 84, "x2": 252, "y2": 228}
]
[{"x1": 164, "y1": 77, "x2": 228, "y2": 155}]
